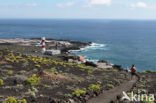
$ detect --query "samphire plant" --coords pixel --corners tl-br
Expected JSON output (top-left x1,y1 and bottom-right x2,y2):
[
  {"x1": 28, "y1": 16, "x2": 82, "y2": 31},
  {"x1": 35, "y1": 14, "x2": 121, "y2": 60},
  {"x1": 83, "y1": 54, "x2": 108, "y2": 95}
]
[
  {"x1": 26, "y1": 74, "x2": 40, "y2": 86},
  {"x1": 8, "y1": 70, "x2": 13, "y2": 76},
  {"x1": 0, "y1": 79, "x2": 3, "y2": 85},
  {"x1": 88, "y1": 84, "x2": 101, "y2": 91},
  {"x1": 72, "y1": 88, "x2": 87, "y2": 97},
  {"x1": 3, "y1": 97, "x2": 27, "y2": 103},
  {"x1": 50, "y1": 67, "x2": 57, "y2": 73}
]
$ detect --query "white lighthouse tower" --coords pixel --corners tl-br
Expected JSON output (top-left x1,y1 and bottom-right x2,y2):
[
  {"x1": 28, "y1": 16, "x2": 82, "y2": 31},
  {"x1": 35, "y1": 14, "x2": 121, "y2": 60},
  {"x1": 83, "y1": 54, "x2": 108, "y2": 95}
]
[{"x1": 41, "y1": 37, "x2": 46, "y2": 53}]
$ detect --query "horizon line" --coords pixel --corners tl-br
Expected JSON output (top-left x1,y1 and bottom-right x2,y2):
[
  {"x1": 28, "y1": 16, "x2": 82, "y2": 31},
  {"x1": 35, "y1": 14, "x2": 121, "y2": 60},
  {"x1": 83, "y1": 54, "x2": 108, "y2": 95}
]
[{"x1": 0, "y1": 18, "x2": 156, "y2": 21}]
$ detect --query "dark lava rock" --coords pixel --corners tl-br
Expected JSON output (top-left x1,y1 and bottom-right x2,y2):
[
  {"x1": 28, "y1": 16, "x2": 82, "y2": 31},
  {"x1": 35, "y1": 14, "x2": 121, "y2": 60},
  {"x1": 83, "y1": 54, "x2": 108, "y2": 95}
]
[
  {"x1": 110, "y1": 100, "x2": 115, "y2": 103},
  {"x1": 13, "y1": 79, "x2": 17, "y2": 85},
  {"x1": 31, "y1": 98, "x2": 37, "y2": 102},
  {"x1": 49, "y1": 98, "x2": 58, "y2": 103},
  {"x1": 116, "y1": 95, "x2": 121, "y2": 100},
  {"x1": 85, "y1": 61, "x2": 97, "y2": 67},
  {"x1": 113, "y1": 65, "x2": 123, "y2": 71}
]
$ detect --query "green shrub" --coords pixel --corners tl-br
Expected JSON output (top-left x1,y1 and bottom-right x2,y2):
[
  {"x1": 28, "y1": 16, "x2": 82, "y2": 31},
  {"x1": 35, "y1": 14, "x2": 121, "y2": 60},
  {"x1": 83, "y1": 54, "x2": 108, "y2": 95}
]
[
  {"x1": 17, "y1": 99, "x2": 27, "y2": 103},
  {"x1": 88, "y1": 84, "x2": 101, "y2": 91},
  {"x1": 35, "y1": 65, "x2": 41, "y2": 68},
  {"x1": 72, "y1": 88, "x2": 86, "y2": 97},
  {"x1": 88, "y1": 70, "x2": 92, "y2": 74},
  {"x1": 26, "y1": 74, "x2": 40, "y2": 86},
  {"x1": 143, "y1": 96, "x2": 154, "y2": 103},
  {"x1": 51, "y1": 81, "x2": 60, "y2": 88},
  {"x1": 114, "y1": 79, "x2": 120, "y2": 84},
  {"x1": 25, "y1": 87, "x2": 38, "y2": 98},
  {"x1": 3, "y1": 97, "x2": 27, "y2": 103},
  {"x1": 25, "y1": 89, "x2": 36, "y2": 98},
  {"x1": 3, "y1": 97, "x2": 17, "y2": 103},
  {"x1": 64, "y1": 93, "x2": 72, "y2": 98},
  {"x1": 0, "y1": 79, "x2": 3, "y2": 85},
  {"x1": 18, "y1": 70, "x2": 26, "y2": 74},
  {"x1": 106, "y1": 84, "x2": 114, "y2": 89},
  {"x1": 8, "y1": 70, "x2": 13, "y2": 76},
  {"x1": 66, "y1": 85, "x2": 74, "y2": 90},
  {"x1": 51, "y1": 67, "x2": 57, "y2": 72}
]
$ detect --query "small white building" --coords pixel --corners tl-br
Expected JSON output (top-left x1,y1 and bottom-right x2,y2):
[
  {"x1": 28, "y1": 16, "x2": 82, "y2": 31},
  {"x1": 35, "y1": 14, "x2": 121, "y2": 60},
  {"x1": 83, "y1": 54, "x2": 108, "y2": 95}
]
[{"x1": 44, "y1": 49, "x2": 61, "y2": 55}]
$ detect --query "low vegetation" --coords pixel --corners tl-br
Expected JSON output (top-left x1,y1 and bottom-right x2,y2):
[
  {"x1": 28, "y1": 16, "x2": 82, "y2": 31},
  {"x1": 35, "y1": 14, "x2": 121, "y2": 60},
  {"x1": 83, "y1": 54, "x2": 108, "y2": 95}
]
[
  {"x1": 3, "y1": 97, "x2": 27, "y2": 103},
  {"x1": 72, "y1": 88, "x2": 87, "y2": 97},
  {"x1": 0, "y1": 79, "x2": 3, "y2": 85},
  {"x1": 26, "y1": 74, "x2": 40, "y2": 86},
  {"x1": 88, "y1": 84, "x2": 101, "y2": 91},
  {"x1": 0, "y1": 49, "x2": 129, "y2": 103}
]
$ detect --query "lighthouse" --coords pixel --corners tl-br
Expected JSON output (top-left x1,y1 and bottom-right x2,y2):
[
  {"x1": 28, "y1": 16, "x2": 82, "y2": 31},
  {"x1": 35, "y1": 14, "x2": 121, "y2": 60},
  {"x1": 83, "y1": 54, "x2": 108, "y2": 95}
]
[
  {"x1": 41, "y1": 37, "x2": 61, "y2": 55},
  {"x1": 41, "y1": 37, "x2": 46, "y2": 53}
]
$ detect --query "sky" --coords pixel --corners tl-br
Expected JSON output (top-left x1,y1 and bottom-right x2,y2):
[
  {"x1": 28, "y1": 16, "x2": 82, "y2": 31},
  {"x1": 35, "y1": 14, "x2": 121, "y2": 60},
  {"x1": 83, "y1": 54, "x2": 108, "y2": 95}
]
[{"x1": 0, "y1": 0, "x2": 156, "y2": 19}]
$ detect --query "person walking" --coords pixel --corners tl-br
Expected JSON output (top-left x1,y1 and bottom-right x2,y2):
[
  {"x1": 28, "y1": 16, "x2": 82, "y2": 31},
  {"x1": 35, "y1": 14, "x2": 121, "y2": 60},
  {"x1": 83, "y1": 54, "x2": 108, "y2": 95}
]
[{"x1": 130, "y1": 65, "x2": 136, "y2": 80}]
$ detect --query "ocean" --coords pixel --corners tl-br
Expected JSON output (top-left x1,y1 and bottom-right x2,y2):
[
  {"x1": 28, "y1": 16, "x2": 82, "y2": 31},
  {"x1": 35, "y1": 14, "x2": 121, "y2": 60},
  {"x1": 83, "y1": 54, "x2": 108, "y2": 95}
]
[{"x1": 0, "y1": 19, "x2": 156, "y2": 71}]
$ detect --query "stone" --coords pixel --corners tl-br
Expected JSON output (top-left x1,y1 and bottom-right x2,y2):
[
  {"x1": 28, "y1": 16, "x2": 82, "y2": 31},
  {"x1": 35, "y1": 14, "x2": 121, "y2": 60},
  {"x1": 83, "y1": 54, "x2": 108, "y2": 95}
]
[{"x1": 68, "y1": 99, "x2": 76, "y2": 103}]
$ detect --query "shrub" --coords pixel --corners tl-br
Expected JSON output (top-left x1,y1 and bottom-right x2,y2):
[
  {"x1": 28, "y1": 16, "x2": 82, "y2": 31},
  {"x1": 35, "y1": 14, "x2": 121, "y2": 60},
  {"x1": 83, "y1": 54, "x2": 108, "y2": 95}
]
[
  {"x1": 88, "y1": 70, "x2": 92, "y2": 74},
  {"x1": 51, "y1": 81, "x2": 60, "y2": 88},
  {"x1": 3, "y1": 97, "x2": 27, "y2": 103},
  {"x1": 25, "y1": 87, "x2": 38, "y2": 98},
  {"x1": 3, "y1": 97, "x2": 17, "y2": 103},
  {"x1": 143, "y1": 96, "x2": 154, "y2": 103},
  {"x1": 64, "y1": 93, "x2": 72, "y2": 98},
  {"x1": 25, "y1": 89, "x2": 36, "y2": 98},
  {"x1": 26, "y1": 74, "x2": 40, "y2": 86},
  {"x1": 18, "y1": 70, "x2": 26, "y2": 74},
  {"x1": 66, "y1": 85, "x2": 74, "y2": 90},
  {"x1": 0, "y1": 79, "x2": 3, "y2": 85},
  {"x1": 106, "y1": 84, "x2": 114, "y2": 89},
  {"x1": 8, "y1": 70, "x2": 13, "y2": 76},
  {"x1": 88, "y1": 84, "x2": 101, "y2": 91},
  {"x1": 17, "y1": 99, "x2": 27, "y2": 103},
  {"x1": 72, "y1": 88, "x2": 86, "y2": 97},
  {"x1": 51, "y1": 67, "x2": 57, "y2": 72},
  {"x1": 35, "y1": 65, "x2": 41, "y2": 68}
]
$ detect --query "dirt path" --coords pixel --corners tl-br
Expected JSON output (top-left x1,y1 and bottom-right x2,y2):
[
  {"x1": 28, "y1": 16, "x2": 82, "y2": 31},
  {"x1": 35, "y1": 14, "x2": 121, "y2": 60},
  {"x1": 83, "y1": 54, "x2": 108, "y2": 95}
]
[{"x1": 87, "y1": 76, "x2": 138, "y2": 103}]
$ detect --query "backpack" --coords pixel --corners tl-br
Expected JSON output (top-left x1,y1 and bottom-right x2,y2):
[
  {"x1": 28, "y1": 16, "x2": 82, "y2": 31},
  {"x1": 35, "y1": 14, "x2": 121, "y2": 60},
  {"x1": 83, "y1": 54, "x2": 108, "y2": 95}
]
[{"x1": 131, "y1": 67, "x2": 136, "y2": 72}]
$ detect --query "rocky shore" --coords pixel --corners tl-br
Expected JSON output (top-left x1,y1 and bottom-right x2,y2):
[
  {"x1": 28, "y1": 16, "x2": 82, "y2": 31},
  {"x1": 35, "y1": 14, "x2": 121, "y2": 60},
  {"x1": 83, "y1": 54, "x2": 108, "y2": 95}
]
[
  {"x1": 0, "y1": 38, "x2": 114, "y2": 69},
  {"x1": 0, "y1": 38, "x2": 90, "y2": 52}
]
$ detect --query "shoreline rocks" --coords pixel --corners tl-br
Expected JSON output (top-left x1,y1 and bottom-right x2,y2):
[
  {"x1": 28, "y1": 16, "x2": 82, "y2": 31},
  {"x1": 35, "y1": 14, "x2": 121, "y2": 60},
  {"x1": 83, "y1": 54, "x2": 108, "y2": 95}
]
[{"x1": 0, "y1": 38, "x2": 121, "y2": 69}]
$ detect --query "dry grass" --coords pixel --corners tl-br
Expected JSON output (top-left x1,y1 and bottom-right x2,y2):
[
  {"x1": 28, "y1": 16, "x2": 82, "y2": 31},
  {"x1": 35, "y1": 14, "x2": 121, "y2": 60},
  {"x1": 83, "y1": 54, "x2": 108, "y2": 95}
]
[{"x1": 38, "y1": 70, "x2": 73, "y2": 83}]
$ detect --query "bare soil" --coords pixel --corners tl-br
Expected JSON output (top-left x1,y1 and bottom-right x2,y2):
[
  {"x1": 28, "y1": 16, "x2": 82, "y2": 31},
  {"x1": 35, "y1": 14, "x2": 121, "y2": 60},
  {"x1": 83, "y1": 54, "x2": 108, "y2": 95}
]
[{"x1": 0, "y1": 46, "x2": 129, "y2": 103}]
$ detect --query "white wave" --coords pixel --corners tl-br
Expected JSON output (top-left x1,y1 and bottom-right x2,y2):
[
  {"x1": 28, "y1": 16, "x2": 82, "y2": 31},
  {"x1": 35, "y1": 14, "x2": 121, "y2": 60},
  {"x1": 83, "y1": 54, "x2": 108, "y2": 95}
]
[
  {"x1": 85, "y1": 59, "x2": 99, "y2": 62},
  {"x1": 86, "y1": 42, "x2": 106, "y2": 50},
  {"x1": 69, "y1": 42, "x2": 108, "y2": 53}
]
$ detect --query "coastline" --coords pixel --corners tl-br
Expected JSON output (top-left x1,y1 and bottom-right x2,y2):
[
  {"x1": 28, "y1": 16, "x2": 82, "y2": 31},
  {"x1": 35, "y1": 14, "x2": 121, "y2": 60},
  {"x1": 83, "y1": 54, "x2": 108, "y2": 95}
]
[{"x1": 0, "y1": 38, "x2": 115, "y2": 69}]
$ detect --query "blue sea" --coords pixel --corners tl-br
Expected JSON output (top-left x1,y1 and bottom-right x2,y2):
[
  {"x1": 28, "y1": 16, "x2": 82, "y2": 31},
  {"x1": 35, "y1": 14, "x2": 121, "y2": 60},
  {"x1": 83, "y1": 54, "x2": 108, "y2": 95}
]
[{"x1": 0, "y1": 19, "x2": 156, "y2": 71}]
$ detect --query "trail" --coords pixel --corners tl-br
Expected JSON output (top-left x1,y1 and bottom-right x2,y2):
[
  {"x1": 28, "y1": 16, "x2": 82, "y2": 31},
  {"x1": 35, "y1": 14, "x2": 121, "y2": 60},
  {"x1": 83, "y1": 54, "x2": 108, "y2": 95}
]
[{"x1": 87, "y1": 76, "x2": 138, "y2": 103}]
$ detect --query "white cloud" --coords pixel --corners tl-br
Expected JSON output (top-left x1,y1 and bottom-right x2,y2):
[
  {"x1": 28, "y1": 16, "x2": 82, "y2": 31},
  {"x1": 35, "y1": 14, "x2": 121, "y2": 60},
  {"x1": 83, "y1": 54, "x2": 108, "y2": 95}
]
[
  {"x1": 23, "y1": 3, "x2": 38, "y2": 7},
  {"x1": 57, "y1": 2, "x2": 74, "y2": 8},
  {"x1": 86, "y1": 0, "x2": 111, "y2": 7},
  {"x1": 130, "y1": 2, "x2": 150, "y2": 9}
]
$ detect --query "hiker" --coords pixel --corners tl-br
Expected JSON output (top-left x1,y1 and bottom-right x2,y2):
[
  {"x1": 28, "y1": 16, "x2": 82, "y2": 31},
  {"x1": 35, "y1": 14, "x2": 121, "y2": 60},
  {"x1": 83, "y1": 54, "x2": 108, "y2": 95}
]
[{"x1": 130, "y1": 65, "x2": 136, "y2": 80}]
